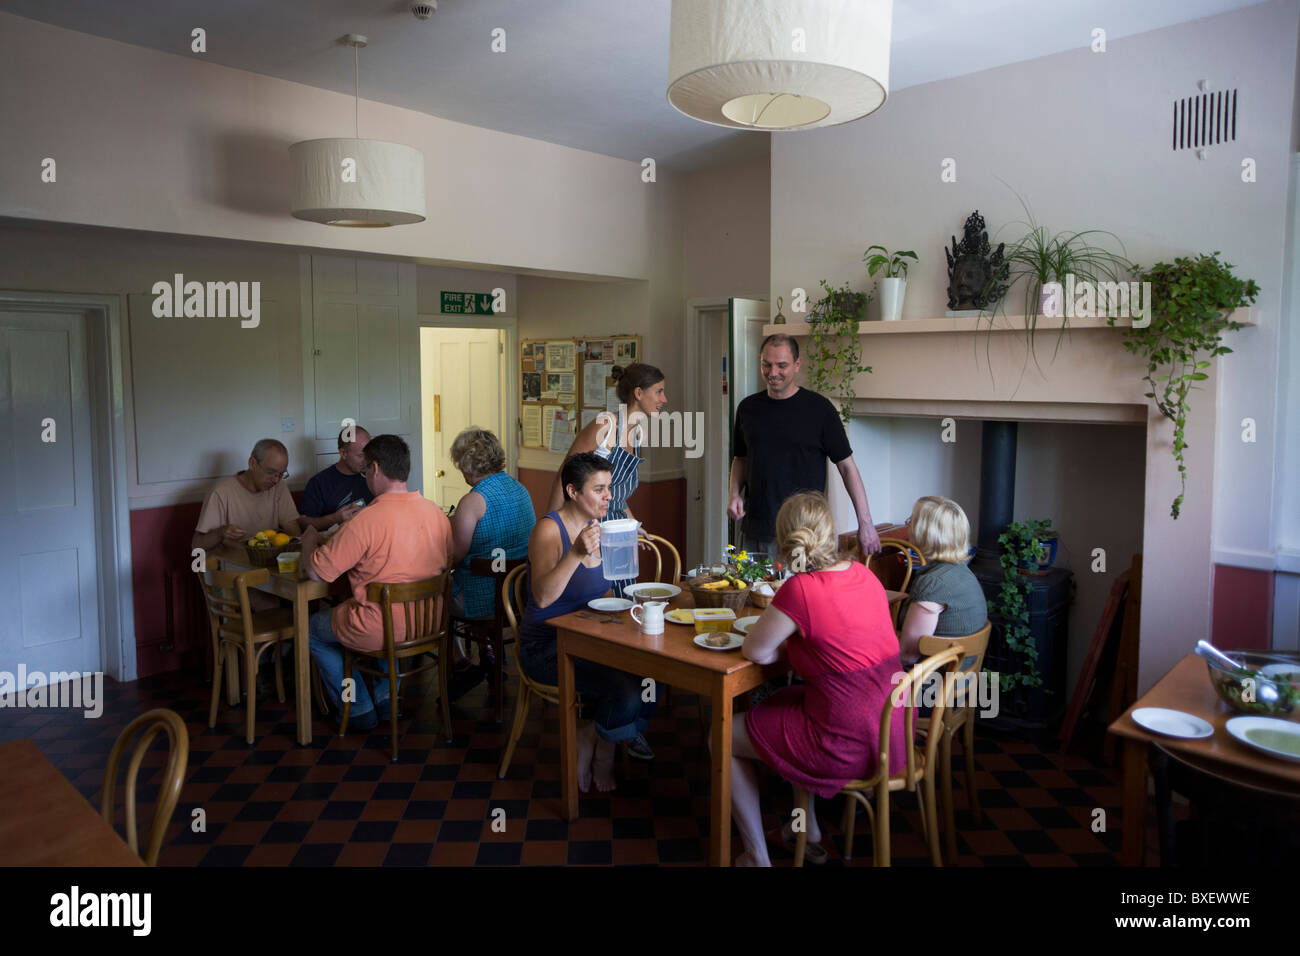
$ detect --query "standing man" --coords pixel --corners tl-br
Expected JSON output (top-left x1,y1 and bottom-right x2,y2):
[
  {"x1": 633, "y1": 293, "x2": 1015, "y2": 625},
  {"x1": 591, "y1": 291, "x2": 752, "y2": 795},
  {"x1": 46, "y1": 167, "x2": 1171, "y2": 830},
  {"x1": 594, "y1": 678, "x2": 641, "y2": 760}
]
[
  {"x1": 192, "y1": 438, "x2": 303, "y2": 551},
  {"x1": 299, "y1": 434, "x2": 453, "y2": 731},
  {"x1": 727, "y1": 334, "x2": 882, "y2": 558},
  {"x1": 298, "y1": 425, "x2": 374, "y2": 532}
]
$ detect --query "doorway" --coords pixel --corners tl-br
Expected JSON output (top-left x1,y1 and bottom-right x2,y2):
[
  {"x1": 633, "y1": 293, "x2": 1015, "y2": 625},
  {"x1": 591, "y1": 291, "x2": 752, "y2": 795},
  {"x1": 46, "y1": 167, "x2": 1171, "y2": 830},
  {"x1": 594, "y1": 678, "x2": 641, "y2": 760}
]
[
  {"x1": 420, "y1": 327, "x2": 505, "y2": 509},
  {"x1": 684, "y1": 296, "x2": 768, "y2": 566},
  {"x1": 0, "y1": 293, "x2": 134, "y2": 683}
]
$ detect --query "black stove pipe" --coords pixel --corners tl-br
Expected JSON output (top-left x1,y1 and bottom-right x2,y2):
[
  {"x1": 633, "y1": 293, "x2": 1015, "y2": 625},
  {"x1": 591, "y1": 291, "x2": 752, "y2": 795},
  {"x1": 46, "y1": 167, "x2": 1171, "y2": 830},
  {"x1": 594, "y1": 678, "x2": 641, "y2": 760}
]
[{"x1": 976, "y1": 421, "x2": 1017, "y2": 564}]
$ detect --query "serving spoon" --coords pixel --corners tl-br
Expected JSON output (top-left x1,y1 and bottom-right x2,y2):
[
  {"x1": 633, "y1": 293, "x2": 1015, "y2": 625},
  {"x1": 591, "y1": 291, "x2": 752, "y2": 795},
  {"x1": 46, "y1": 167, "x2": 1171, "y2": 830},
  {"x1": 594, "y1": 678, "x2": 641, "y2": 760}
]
[{"x1": 1196, "y1": 640, "x2": 1280, "y2": 705}]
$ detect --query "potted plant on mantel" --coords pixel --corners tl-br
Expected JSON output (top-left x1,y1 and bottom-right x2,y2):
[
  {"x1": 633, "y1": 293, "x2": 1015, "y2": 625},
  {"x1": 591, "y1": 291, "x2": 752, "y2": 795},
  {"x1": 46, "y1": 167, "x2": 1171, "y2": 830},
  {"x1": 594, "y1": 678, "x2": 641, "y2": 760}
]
[
  {"x1": 863, "y1": 245, "x2": 918, "y2": 321},
  {"x1": 1000, "y1": 201, "x2": 1132, "y2": 357},
  {"x1": 1111, "y1": 252, "x2": 1259, "y2": 519},
  {"x1": 808, "y1": 279, "x2": 872, "y2": 423}
]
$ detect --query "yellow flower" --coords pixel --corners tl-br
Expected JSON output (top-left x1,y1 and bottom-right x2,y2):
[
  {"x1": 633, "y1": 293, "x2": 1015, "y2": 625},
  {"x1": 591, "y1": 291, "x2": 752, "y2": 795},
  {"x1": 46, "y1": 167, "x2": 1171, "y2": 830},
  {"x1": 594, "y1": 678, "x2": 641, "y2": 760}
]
[
  {"x1": 726, "y1": 544, "x2": 736, "y2": 553},
  {"x1": 738, "y1": 550, "x2": 749, "y2": 561}
]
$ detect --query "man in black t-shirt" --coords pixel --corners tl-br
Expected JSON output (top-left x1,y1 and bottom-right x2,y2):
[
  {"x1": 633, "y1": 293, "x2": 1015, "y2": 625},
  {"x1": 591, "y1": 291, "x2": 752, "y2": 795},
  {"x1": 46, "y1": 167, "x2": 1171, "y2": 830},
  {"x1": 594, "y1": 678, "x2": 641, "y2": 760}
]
[
  {"x1": 299, "y1": 425, "x2": 375, "y2": 531},
  {"x1": 727, "y1": 335, "x2": 882, "y2": 557}
]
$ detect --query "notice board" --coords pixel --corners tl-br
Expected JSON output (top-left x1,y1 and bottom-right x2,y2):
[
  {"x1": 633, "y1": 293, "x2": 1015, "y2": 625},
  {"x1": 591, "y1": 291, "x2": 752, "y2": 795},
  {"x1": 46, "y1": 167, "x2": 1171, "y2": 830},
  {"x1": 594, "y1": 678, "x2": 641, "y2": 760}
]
[{"x1": 518, "y1": 335, "x2": 642, "y2": 452}]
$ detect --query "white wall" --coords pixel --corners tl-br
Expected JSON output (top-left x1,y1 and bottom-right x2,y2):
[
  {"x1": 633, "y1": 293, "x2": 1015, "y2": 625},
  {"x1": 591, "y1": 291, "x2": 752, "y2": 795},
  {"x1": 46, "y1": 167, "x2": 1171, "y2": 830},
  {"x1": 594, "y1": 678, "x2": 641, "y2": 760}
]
[{"x1": 0, "y1": 11, "x2": 661, "y2": 281}]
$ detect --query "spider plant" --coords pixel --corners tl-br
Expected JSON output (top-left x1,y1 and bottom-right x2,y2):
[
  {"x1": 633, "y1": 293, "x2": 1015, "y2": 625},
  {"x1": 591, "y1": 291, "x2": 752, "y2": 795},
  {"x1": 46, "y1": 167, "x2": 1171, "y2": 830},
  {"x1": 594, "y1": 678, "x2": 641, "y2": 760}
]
[{"x1": 999, "y1": 201, "x2": 1133, "y2": 360}]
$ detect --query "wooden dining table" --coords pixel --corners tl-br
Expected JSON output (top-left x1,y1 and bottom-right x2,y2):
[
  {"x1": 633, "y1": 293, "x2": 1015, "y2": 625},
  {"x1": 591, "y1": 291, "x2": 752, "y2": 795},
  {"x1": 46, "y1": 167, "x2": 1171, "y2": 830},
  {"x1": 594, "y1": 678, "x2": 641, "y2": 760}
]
[
  {"x1": 0, "y1": 738, "x2": 143, "y2": 866},
  {"x1": 553, "y1": 592, "x2": 784, "y2": 866},
  {"x1": 212, "y1": 543, "x2": 330, "y2": 746},
  {"x1": 1107, "y1": 652, "x2": 1300, "y2": 865}
]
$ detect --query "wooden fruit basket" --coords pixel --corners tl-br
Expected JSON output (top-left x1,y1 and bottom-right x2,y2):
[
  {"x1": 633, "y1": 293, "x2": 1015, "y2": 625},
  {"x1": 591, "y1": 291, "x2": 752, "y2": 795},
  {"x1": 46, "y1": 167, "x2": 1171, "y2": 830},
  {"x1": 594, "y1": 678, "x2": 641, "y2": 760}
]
[{"x1": 687, "y1": 576, "x2": 751, "y2": 611}]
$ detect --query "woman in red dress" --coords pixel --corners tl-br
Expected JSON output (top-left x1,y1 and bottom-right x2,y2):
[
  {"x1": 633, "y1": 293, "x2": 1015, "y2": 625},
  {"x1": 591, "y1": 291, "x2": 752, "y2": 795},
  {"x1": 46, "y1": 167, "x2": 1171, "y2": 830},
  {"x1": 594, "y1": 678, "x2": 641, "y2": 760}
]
[{"x1": 729, "y1": 492, "x2": 906, "y2": 866}]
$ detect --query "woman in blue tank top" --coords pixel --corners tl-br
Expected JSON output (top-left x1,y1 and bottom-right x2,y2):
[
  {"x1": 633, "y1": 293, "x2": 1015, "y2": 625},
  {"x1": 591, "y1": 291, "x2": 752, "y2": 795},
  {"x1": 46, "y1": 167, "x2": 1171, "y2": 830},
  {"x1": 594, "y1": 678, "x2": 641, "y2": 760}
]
[{"x1": 521, "y1": 452, "x2": 659, "y2": 792}]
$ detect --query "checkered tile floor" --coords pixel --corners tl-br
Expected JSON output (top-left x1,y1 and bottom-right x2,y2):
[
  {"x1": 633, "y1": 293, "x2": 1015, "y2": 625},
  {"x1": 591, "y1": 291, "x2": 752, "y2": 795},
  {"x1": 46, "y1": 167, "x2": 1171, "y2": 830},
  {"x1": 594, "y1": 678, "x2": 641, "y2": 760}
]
[{"x1": 0, "y1": 666, "x2": 1142, "y2": 866}]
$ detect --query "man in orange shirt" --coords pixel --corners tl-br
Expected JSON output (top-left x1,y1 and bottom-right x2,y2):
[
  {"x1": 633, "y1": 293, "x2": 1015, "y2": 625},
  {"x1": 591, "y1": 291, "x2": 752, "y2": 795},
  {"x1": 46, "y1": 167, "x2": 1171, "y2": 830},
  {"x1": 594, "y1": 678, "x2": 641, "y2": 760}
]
[{"x1": 300, "y1": 434, "x2": 452, "y2": 731}]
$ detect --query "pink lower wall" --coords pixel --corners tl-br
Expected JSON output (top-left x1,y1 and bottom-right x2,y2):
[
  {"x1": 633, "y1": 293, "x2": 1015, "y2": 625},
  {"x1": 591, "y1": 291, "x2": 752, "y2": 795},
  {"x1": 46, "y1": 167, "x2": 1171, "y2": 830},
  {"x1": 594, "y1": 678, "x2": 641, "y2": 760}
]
[{"x1": 1211, "y1": 564, "x2": 1273, "y2": 650}]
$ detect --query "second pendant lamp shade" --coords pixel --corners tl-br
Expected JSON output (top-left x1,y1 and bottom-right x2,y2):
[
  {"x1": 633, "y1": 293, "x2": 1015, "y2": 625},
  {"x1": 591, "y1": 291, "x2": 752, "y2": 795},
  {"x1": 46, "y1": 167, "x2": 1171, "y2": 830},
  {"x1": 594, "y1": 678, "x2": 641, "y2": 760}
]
[
  {"x1": 667, "y1": 0, "x2": 892, "y2": 130},
  {"x1": 290, "y1": 138, "x2": 426, "y2": 227}
]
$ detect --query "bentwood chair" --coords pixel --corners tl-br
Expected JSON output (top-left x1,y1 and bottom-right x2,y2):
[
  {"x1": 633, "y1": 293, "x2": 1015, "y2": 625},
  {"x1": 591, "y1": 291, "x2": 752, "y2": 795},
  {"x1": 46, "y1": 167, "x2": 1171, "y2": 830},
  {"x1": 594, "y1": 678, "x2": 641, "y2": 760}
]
[
  {"x1": 101, "y1": 708, "x2": 189, "y2": 866},
  {"x1": 449, "y1": 556, "x2": 528, "y2": 722},
  {"x1": 637, "y1": 532, "x2": 683, "y2": 584},
  {"x1": 917, "y1": 622, "x2": 993, "y2": 863},
  {"x1": 197, "y1": 558, "x2": 295, "y2": 744},
  {"x1": 868, "y1": 537, "x2": 927, "y2": 628},
  {"x1": 793, "y1": 647, "x2": 962, "y2": 868},
  {"x1": 498, "y1": 564, "x2": 556, "y2": 778},
  {"x1": 340, "y1": 573, "x2": 454, "y2": 760}
]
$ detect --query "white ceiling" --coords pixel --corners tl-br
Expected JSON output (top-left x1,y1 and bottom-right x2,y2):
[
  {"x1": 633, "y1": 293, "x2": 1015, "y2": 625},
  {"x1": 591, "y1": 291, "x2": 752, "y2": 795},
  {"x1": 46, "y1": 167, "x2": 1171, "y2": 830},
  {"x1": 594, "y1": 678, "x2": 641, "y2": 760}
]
[{"x1": 0, "y1": 0, "x2": 1268, "y2": 170}]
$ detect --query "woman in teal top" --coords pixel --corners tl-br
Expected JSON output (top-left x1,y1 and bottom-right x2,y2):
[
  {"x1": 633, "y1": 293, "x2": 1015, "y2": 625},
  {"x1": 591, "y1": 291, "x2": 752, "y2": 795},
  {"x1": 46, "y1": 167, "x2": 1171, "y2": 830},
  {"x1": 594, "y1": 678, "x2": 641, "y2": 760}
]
[{"x1": 449, "y1": 427, "x2": 536, "y2": 618}]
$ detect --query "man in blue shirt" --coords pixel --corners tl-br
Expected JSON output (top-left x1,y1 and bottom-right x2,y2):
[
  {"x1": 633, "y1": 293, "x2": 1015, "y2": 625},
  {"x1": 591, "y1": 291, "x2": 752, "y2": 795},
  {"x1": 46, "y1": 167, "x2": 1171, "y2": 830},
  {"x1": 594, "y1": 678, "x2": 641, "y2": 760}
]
[{"x1": 299, "y1": 426, "x2": 375, "y2": 531}]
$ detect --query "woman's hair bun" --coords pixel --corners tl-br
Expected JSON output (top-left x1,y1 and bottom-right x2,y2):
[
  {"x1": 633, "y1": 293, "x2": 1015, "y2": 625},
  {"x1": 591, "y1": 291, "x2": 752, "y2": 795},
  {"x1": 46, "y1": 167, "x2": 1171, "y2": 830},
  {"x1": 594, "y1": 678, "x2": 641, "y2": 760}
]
[{"x1": 610, "y1": 365, "x2": 625, "y2": 382}]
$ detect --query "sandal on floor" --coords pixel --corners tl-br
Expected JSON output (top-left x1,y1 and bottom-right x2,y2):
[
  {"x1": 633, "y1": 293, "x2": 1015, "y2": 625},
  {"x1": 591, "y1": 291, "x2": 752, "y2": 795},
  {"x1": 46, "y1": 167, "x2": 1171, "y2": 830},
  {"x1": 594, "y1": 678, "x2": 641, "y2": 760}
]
[{"x1": 767, "y1": 824, "x2": 828, "y2": 865}]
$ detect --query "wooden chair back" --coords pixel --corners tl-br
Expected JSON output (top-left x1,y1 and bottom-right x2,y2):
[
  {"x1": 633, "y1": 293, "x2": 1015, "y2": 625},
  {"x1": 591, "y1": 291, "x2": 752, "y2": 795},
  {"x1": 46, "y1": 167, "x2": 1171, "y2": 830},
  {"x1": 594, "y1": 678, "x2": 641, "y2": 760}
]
[
  {"x1": 639, "y1": 532, "x2": 682, "y2": 584},
  {"x1": 466, "y1": 555, "x2": 528, "y2": 625},
  {"x1": 101, "y1": 708, "x2": 189, "y2": 866},
  {"x1": 197, "y1": 561, "x2": 271, "y2": 643},
  {"x1": 365, "y1": 574, "x2": 453, "y2": 658},
  {"x1": 917, "y1": 624, "x2": 992, "y2": 693},
  {"x1": 866, "y1": 537, "x2": 926, "y2": 594},
  {"x1": 501, "y1": 563, "x2": 561, "y2": 701},
  {"x1": 877, "y1": 647, "x2": 962, "y2": 790}
]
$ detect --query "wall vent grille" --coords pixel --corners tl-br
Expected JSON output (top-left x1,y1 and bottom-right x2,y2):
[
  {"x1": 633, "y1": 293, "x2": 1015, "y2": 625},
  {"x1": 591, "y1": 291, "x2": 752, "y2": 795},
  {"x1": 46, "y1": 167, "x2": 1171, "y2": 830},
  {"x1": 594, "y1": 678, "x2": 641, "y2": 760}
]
[{"x1": 1173, "y1": 88, "x2": 1237, "y2": 151}]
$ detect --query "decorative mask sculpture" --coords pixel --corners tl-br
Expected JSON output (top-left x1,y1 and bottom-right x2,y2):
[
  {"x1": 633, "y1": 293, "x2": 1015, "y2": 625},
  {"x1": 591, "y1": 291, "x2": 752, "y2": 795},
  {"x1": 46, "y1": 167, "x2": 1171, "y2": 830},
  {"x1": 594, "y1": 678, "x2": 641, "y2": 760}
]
[{"x1": 946, "y1": 211, "x2": 1009, "y2": 311}]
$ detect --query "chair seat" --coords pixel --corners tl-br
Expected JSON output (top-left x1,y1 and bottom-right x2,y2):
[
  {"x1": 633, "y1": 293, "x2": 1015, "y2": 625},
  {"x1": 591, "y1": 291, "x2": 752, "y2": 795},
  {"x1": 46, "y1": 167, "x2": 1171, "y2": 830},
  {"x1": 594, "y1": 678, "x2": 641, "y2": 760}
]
[
  {"x1": 840, "y1": 746, "x2": 929, "y2": 794},
  {"x1": 217, "y1": 607, "x2": 296, "y2": 645}
]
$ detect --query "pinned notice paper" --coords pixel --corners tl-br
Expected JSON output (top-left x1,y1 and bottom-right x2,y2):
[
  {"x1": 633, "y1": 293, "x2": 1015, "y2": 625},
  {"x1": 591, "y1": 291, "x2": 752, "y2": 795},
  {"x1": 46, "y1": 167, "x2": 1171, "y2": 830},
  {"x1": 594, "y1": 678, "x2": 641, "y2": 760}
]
[
  {"x1": 521, "y1": 405, "x2": 542, "y2": 447},
  {"x1": 548, "y1": 408, "x2": 575, "y2": 453}
]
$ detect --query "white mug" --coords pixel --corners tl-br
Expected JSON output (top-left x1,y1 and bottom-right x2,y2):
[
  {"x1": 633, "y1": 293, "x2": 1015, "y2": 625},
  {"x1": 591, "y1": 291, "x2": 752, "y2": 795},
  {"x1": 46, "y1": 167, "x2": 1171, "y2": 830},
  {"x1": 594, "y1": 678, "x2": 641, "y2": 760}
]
[{"x1": 631, "y1": 600, "x2": 667, "y2": 635}]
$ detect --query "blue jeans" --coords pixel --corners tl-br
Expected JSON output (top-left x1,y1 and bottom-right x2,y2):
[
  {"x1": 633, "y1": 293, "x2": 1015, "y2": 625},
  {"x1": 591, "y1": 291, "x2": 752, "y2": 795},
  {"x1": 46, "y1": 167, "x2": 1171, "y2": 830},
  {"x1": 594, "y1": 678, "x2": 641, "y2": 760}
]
[
  {"x1": 308, "y1": 609, "x2": 393, "y2": 718},
  {"x1": 520, "y1": 641, "x2": 657, "y2": 743}
]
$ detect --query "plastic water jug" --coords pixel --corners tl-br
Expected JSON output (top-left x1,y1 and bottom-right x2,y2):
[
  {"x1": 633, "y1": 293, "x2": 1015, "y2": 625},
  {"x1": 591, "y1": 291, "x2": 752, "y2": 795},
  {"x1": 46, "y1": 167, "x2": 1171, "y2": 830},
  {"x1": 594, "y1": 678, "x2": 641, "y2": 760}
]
[{"x1": 599, "y1": 518, "x2": 640, "y2": 581}]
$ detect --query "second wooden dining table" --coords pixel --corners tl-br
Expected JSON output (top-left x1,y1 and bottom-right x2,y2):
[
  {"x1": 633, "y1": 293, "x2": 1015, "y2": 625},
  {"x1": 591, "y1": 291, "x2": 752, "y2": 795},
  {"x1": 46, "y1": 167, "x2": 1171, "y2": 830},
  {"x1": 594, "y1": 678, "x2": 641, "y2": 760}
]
[{"x1": 551, "y1": 593, "x2": 783, "y2": 867}]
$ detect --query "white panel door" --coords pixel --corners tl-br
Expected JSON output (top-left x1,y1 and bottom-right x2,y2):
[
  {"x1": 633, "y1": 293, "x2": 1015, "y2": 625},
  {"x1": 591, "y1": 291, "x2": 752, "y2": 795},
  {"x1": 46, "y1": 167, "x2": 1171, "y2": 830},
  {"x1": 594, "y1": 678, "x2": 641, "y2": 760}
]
[
  {"x1": 0, "y1": 311, "x2": 100, "y2": 678},
  {"x1": 420, "y1": 328, "x2": 502, "y2": 509}
]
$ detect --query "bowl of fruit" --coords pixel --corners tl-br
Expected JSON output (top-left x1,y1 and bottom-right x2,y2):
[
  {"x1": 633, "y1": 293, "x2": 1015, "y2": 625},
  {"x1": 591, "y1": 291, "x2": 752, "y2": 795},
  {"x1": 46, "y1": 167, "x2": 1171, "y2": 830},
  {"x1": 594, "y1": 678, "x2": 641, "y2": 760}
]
[
  {"x1": 688, "y1": 547, "x2": 782, "y2": 610},
  {"x1": 243, "y1": 529, "x2": 298, "y2": 567}
]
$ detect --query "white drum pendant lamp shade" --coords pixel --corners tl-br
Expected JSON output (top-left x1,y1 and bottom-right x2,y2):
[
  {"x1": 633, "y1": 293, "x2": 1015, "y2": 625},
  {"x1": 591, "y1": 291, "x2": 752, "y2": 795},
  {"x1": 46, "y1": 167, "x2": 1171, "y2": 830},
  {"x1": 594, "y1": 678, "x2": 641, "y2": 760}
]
[
  {"x1": 290, "y1": 138, "x2": 426, "y2": 227},
  {"x1": 667, "y1": 0, "x2": 892, "y2": 130}
]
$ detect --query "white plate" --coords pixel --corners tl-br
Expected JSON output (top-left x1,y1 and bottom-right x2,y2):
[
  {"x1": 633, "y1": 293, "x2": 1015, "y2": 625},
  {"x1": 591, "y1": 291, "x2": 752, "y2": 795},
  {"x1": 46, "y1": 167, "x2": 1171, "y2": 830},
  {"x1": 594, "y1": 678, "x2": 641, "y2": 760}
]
[
  {"x1": 624, "y1": 583, "x2": 682, "y2": 601},
  {"x1": 1224, "y1": 716, "x2": 1300, "y2": 762},
  {"x1": 734, "y1": 616, "x2": 761, "y2": 635},
  {"x1": 694, "y1": 632, "x2": 744, "y2": 652},
  {"x1": 588, "y1": 597, "x2": 634, "y2": 612},
  {"x1": 664, "y1": 608, "x2": 695, "y2": 626},
  {"x1": 1130, "y1": 707, "x2": 1214, "y2": 739}
]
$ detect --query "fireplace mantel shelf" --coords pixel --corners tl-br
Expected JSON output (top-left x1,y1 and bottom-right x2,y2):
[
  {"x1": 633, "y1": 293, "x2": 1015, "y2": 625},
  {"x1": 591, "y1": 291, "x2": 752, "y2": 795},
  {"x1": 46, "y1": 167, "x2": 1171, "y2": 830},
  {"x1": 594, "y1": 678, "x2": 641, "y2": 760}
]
[{"x1": 763, "y1": 307, "x2": 1254, "y2": 337}]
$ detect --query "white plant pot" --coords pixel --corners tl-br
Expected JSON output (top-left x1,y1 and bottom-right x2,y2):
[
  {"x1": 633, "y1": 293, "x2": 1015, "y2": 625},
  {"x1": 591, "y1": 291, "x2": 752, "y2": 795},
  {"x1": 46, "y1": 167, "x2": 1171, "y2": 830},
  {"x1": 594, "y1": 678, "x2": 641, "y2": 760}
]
[{"x1": 878, "y1": 277, "x2": 906, "y2": 321}]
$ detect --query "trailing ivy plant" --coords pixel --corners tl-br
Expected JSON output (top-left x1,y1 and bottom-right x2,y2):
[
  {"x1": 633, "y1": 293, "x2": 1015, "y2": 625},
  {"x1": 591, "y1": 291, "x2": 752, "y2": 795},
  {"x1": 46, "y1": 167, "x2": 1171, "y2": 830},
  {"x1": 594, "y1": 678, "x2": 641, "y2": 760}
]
[
  {"x1": 807, "y1": 279, "x2": 872, "y2": 423},
  {"x1": 1110, "y1": 253, "x2": 1258, "y2": 519},
  {"x1": 989, "y1": 519, "x2": 1051, "y2": 693}
]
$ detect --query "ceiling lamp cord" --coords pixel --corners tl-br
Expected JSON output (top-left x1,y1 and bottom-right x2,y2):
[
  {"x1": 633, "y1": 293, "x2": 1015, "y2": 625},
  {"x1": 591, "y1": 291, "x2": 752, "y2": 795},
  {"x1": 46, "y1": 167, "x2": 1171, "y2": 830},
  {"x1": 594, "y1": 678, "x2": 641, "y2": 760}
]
[{"x1": 353, "y1": 42, "x2": 360, "y2": 139}]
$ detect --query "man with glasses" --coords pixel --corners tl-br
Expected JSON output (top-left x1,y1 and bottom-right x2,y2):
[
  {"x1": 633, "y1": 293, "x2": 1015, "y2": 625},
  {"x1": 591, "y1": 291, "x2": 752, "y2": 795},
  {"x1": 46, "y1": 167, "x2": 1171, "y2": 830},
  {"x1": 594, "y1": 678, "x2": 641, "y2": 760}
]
[{"x1": 192, "y1": 438, "x2": 303, "y2": 552}]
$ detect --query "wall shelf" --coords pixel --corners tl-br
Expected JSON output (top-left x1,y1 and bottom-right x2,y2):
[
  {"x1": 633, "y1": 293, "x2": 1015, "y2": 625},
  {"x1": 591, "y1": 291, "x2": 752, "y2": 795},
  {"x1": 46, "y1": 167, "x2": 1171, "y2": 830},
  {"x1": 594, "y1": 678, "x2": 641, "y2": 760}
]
[{"x1": 763, "y1": 307, "x2": 1255, "y2": 337}]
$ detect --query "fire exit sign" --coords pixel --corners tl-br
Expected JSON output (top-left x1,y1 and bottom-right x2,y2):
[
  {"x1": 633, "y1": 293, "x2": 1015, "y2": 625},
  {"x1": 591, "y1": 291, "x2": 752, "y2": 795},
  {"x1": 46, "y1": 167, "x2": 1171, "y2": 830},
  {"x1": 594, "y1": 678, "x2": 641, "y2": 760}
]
[{"x1": 441, "y1": 291, "x2": 495, "y2": 315}]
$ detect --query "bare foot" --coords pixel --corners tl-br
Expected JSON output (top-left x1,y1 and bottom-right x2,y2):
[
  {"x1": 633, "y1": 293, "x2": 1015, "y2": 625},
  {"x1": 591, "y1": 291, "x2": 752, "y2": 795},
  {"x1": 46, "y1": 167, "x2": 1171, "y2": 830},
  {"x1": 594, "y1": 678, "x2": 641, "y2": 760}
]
[
  {"x1": 783, "y1": 817, "x2": 822, "y2": 846},
  {"x1": 735, "y1": 850, "x2": 770, "y2": 867},
  {"x1": 592, "y1": 737, "x2": 617, "y2": 792},
  {"x1": 576, "y1": 720, "x2": 596, "y2": 793}
]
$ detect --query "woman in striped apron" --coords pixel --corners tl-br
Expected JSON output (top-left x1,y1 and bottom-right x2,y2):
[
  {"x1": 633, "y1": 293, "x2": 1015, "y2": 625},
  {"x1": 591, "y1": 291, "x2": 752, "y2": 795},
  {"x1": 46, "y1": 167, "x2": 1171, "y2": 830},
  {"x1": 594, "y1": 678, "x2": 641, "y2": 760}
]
[{"x1": 548, "y1": 362, "x2": 667, "y2": 759}]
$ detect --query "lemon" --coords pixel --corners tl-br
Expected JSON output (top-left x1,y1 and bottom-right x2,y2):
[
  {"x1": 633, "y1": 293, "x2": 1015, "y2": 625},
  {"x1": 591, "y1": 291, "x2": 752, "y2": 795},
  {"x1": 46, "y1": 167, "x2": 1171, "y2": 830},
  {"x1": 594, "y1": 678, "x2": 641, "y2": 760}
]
[
  {"x1": 271, "y1": 532, "x2": 291, "y2": 547},
  {"x1": 261, "y1": 529, "x2": 277, "y2": 539}
]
